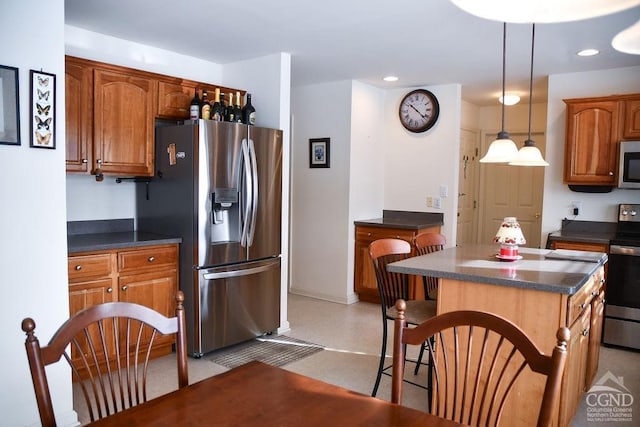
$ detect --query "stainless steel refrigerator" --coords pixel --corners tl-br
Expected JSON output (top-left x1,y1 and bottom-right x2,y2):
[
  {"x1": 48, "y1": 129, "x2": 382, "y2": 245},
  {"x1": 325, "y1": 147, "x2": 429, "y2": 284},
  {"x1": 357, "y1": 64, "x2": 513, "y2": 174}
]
[{"x1": 136, "y1": 120, "x2": 282, "y2": 357}]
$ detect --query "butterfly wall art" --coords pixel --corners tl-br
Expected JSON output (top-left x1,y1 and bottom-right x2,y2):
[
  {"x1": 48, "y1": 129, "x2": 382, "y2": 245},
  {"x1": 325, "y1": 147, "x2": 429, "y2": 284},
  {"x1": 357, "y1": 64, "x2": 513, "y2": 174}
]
[{"x1": 30, "y1": 69, "x2": 56, "y2": 149}]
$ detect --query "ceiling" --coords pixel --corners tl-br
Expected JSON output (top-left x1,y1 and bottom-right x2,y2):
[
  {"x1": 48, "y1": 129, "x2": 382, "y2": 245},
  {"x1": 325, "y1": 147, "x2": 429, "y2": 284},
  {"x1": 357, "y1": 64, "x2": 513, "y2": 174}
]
[{"x1": 64, "y1": 0, "x2": 640, "y2": 106}]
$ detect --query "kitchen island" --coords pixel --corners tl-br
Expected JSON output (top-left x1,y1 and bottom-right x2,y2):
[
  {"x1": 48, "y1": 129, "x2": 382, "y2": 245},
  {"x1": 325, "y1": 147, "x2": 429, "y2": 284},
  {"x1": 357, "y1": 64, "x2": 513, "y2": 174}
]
[{"x1": 388, "y1": 244, "x2": 607, "y2": 427}]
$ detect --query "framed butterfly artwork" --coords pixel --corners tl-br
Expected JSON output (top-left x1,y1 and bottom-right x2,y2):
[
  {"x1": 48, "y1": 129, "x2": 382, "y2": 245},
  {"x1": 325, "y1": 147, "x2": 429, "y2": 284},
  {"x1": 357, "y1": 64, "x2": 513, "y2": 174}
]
[
  {"x1": 30, "y1": 69, "x2": 56, "y2": 149},
  {"x1": 0, "y1": 64, "x2": 20, "y2": 146}
]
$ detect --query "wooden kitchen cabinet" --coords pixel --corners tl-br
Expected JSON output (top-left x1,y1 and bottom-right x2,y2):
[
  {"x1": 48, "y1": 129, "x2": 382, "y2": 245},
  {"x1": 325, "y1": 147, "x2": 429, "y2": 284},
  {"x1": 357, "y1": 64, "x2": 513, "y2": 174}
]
[
  {"x1": 157, "y1": 79, "x2": 246, "y2": 120},
  {"x1": 93, "y1": 68, "x2": 157, "y2": 177},
  {"x1": 560, "y1": 302, "x2": 592, "y2": 427},
  {"x1": 621, "y1": 98, "x2": 640, "y2": 139},
  {"x1": 67, "y1": 244, "x2": 179, "y2": 369},
  {"x1": 353, "y1": 224, "x2": 440, "y2": 303},
  {"x1": 563, "y1": 93, "x2": 640, "y2": 186},
  {"x1": 563, "y1": 98, "x2": 620, "y2": 186},
  {"x1": 65, "y1": 57, "x2": 93, "y2": 173},
  {"x1": 586, "y1": 282, "x2": 605, "y2": 388}
]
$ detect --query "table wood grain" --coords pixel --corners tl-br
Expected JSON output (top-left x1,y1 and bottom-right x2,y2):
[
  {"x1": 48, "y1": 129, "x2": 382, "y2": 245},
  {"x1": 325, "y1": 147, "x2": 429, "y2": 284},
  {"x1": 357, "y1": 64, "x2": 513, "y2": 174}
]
[{"x1": 88, "y1": 360, "x2": 462, "y2": 426}]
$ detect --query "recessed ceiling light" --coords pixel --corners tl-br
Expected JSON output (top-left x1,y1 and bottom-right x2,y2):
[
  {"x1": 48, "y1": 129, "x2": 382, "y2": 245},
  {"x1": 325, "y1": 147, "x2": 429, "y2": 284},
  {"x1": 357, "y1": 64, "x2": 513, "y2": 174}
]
[
  {"x1": 499, "y1": 94, "x2": 521, "y2": 105},
  {"x1": 383, "y1": 76, "x2": 398, "y2": 82},
  {"x1": 577, "y1": 49, "x2": 600, "y2": 57}
]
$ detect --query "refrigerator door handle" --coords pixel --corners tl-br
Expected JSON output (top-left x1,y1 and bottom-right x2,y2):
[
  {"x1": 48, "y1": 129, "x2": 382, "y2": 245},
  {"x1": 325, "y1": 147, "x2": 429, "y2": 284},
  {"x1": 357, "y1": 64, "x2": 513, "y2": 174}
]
[
  {"x1": 202, "y1": 262, "x2": 276, "y2": 280},
  {"x1": 240, "y1": 138, "x2": 252, "y2": 247},
  {"x1": 247, "y1": 138, "x2": 259, "y2": 246}
]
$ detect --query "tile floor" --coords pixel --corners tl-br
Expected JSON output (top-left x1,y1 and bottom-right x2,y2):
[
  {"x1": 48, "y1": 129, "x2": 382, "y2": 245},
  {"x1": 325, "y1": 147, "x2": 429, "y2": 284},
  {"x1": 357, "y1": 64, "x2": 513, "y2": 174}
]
[{"x1": 74, "y1": 293, "x2": 640, "y2": 426}]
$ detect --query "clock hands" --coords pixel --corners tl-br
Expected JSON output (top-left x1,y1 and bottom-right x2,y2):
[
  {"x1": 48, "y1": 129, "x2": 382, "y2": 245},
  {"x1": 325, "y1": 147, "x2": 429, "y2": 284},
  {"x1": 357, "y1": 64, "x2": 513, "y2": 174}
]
[{"x1": 409, "y1": 104, "x2": 430, "y2": 119}]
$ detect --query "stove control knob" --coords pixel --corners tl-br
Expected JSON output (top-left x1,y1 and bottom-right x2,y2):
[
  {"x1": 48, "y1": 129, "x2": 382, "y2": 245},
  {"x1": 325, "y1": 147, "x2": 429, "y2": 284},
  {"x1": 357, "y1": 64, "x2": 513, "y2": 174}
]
[
  {"x1": 622, "y1": 210, "x2": 628, "y2": 216},
  {"x1": 631, "y1": 210, "x2": 637, "y2": 216}
]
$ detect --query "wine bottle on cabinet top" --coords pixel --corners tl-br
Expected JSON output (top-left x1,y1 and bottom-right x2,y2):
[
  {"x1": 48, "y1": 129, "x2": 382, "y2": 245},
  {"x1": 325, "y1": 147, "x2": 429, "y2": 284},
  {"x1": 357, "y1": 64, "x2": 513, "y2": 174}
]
[
  {"x1": 212, "y1": 88, "x2": 222, "y2": 121},
  {"x1": 201, "y1": 90, "x2": 211, "y2": 120},
  {"x1": 234, "y1": 91, "x2": 243, "y2": 123},
  {"x1": 189, "y1": 88, "x2": 201, "y2": 120},
  {"x1": 242, "y1": 93, "x2": 256, "y2": 125},
  {"x1": 225, "y1": 92, "x2": 235, "y2": 122}
]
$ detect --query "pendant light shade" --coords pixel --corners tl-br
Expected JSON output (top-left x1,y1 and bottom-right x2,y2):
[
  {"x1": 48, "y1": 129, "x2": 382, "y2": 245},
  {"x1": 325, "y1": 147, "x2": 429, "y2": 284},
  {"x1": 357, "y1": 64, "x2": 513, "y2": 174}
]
[
  {"x1": 480, "y1": 23, "x2": 518, "y2": 164},
  {"x1": 509, "y1": 24, "x2": 549, "y2": 167},
  {"x1": 612, "y1": 19, "x2": 640, "y2": 55},
  {"x1": 450, "y1": 0, "x2": 640, "y2": 23}
]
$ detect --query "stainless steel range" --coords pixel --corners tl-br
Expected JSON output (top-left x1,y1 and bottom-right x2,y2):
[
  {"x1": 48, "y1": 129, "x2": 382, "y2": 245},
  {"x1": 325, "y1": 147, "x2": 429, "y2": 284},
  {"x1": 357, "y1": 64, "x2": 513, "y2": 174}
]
[{"x1": 603, "y1": 203, "x2": 640, "y2": 351}]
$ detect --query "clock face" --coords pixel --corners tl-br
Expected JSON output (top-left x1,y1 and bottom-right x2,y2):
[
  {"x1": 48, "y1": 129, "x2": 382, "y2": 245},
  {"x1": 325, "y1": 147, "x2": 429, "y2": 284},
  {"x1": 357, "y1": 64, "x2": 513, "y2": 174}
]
[{"x1": 398, "y1": 89, "x2": 440, "y2": 133}]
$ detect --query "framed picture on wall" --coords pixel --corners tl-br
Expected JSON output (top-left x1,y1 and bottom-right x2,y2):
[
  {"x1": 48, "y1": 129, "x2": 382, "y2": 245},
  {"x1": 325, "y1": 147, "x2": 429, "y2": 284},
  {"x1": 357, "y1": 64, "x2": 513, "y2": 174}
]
[
  {"x1": 309, "y1": 137, "x2": 330, "y2": 168},
  {"x1": 0, "y1": 64, "x2": 21, "y2": 146},
  {"x1": 29, "y1": 69, "x2": 56, "y2": 149}
]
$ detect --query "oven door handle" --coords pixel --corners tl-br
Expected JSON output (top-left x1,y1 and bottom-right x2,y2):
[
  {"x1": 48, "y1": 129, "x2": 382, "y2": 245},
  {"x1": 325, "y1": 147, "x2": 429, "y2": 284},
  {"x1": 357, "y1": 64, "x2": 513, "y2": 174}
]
[{"x1": 610, "y1": 245, "x2": 640, "y2": 256}]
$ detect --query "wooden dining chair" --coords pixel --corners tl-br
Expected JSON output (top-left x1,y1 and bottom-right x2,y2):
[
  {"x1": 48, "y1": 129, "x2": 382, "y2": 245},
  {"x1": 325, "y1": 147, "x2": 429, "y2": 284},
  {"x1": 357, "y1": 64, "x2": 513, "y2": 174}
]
[
  {"x1": 22, "y1": 291, "x2": 188, "y2": 427},
  {"x1": 414, "y1": 232, "x2": 446, "y2": 300},
  {"x1": 369, "y1": 238, "x2": 437, "y2": 398},
  {"x1": 391, "y1": 299, "x2": 569, "y2": 427}
]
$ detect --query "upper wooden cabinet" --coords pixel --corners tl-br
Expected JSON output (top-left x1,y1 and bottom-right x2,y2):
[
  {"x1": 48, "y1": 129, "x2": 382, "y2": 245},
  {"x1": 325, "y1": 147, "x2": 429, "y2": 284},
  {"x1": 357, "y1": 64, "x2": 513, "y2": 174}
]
[
  {"x1": 65, "y1": 58, "x2": 93, "y2": 173},
  {"x1": 621, "y1": 98, "x2": 640, "y2": 139},
  {"x1": 93, "y1": 68, "x2": 157, "y2": 176},
  {"x1": 563, "y1": 94, "x2": 640, "y2": 186},
  {"x1": 65, "y1": 55, "x2": 244, "y2": 176}
]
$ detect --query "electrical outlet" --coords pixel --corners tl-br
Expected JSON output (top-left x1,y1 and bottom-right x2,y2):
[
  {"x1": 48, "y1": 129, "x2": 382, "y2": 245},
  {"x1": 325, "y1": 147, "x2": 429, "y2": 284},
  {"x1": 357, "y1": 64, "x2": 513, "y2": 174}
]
[
  {"x1": 571, "y1": 201, "x2": 582, "y2": 216},
  {"x1": 426, "y1": 197, "x2": 433, "y2": 207},
  {"x1": 433, "y1": 197, "x2": 442, "y2": 209}
]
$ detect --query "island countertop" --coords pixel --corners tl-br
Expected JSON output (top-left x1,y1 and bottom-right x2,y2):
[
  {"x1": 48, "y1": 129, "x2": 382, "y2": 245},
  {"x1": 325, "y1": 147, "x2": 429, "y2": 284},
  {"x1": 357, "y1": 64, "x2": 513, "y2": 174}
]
[{"x1": 388, "y1": 244, "x2": 607, "y2": 295}]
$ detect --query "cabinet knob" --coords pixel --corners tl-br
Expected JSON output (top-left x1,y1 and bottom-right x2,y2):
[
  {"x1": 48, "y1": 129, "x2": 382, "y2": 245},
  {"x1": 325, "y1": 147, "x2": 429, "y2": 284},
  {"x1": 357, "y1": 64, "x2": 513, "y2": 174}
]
[
  {"x1": 148, "y1": 256, "x2": 155, "y2": 262},
  {"x1": 75, "y1": 265, "x2": 82, "y2": 271},
  {"x1": 121, "y1": 285, "x2": 128, "y2": 291},
  {"x1": 609, "y1": 171, "x2": 614, "y2": 176},
  {"x1": 82, "y1": 159, "x2": 88, "y2": 164},
  {"x1": 367, "y1": 232, "x2": 371, "y2": 237},
  {"x1": 582, "y1": 327, "x2": 590, "y2": 337},
  {"x1": 600, "y1": 278, "x2": 605, "y2": 284},
  {"x1": 580, "y1": 302, "x2": 587, "y2": 309},
  {"x1": 107, "y1": 287, "x2": 113, "y2": 293}
]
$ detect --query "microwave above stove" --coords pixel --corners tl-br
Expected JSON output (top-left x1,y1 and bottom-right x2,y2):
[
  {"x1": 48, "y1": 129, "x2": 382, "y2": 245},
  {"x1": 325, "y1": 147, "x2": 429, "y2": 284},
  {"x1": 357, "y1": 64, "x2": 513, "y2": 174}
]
[{"x1": 618, "y1": 141, "x2": 640, "y2": 189}]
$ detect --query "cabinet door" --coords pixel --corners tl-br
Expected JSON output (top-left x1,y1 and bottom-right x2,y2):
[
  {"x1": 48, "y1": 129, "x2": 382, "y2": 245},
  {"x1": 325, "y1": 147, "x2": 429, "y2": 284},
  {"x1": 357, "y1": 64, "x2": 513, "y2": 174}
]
[
  {"x1": 560, "y1": 305, "x2": 591, "y2": 427},
  {"x1": 118, "y1": 269, "x2": 178, "y2": 348},
  {"x1": 93, "y1": 68, "x2": 157, "y2": 176},
  {"x1": 586, "y1": 289, "x2": 605, "y2": 389},
  {"x1": 69, "y1": 279, "x2": 117, "y2": 364},
  {"x1": 621, "y1": 98, "x2": 640, "y2": 139},
  {"x1": 564, "y1": 100, "x2": 619, "y2": 185},
  {"x1": 65, "y1": 58, "x2": 93, "y2": 173},
  {"x1": 157, "y1": 81, "x2": 195, "y2": 119}
]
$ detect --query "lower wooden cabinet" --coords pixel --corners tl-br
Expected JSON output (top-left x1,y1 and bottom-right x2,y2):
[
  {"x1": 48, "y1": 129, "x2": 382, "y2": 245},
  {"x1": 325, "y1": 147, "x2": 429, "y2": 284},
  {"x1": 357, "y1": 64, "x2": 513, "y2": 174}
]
[
  {"x1": 68, "y1": 244, "x2": 179, "y2": 367},
  {"x1": 353, "y1": 224, "x2": 440, "y2": 303}
]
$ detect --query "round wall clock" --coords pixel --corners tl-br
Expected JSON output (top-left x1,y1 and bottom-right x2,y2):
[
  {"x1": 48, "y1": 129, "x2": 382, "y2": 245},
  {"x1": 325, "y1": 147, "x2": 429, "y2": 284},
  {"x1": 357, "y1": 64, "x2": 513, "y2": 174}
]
[{"x1": 398, "y1": 89, "x2": 440, "y2": 133}]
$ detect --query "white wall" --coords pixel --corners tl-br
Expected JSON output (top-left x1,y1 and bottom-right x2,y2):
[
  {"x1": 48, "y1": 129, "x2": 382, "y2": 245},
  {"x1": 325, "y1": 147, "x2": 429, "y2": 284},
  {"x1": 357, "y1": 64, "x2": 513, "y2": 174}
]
[
  {"x1": 1, "y1": 2, "x2": 76, "y2": 426},
  {"x1": 290, "y1": 80, "x2": 354, "y2": 303},
  {"x1": 383, "y1": 84, "x2": 462, "y2": 244},
  {"x1": 541, "y1": 66, "x2": 640, "y2": 242}
]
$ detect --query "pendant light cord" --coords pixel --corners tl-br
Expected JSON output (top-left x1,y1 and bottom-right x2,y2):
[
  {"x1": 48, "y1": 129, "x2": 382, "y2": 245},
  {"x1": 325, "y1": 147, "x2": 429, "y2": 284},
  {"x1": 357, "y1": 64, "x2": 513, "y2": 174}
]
[
  {"x1": 527, "y1": 23, "x2": 535, "y2": 143},
  {"x1": 501, "y1": 22, "x2": 507, "y2": 133}
]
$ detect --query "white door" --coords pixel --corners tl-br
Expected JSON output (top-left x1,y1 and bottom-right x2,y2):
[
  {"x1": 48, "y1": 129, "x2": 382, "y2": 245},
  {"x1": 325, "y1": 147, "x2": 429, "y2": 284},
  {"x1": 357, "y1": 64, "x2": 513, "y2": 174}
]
[
  {"x1": 478, "y1": 132, "x2": 545, "y2": 248},
  {"x1": 457, "y1": 129, "x2": 480, "y2": 245}
]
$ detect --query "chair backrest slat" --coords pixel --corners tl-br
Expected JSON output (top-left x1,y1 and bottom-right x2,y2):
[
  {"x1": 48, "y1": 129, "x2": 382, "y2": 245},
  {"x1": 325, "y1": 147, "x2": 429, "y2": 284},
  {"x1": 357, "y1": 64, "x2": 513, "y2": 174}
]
[
  {"x1": 414, "y1": 233, "x2": 446, "y2": 299},
  {"x1": 22, "y1": 291, "x2": 188, "y2": 427},
  {"x1": 391, "y1": 300, "x2": 569, "y2": 427},
  {"x1": 369, "y1": 239, "x2": 412, "y2": 308}
]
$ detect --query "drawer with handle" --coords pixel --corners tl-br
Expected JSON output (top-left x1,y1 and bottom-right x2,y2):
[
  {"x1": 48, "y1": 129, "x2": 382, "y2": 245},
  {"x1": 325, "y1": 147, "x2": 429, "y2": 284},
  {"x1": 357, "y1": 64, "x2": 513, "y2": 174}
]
[
  {"x1": 68, "y1": 253, "x2": 113, "y2": 282},
  {"x1": 118, "y1": 245, "x2": 178, "y2": 273}
]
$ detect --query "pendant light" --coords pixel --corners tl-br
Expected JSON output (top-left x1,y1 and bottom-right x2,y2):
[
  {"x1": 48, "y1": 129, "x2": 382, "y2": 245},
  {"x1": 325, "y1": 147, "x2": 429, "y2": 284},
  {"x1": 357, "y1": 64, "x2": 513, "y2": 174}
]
[
  {"x1": 509, "y1": 24, "x2": 549, "y2": 167},
  {"x1": 450, "y1": 0, "x2": 640, "y2": 23},
  {"x1": 612, "y1": 19, "x2": 640, "y2": 55},
  {"x1": 480, "y1": 22, "x2": 518, "y2": 163}
]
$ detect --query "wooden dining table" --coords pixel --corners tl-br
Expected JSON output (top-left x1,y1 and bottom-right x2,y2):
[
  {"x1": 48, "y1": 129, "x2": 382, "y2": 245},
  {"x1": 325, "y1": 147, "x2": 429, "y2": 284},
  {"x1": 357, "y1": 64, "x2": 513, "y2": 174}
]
[{"x1": 88, "y1": 360, "x2": 462, "y2": 426}]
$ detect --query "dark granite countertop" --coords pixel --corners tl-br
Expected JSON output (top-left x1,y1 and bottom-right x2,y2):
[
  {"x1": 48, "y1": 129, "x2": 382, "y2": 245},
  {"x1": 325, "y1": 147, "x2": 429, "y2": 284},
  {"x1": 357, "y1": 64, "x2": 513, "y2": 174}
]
[
  {"x1": 67, "y1": 218, "x2": 181, "y2": 254},
  {"x1": 546, "y1": 219, "x2": 616, "y2": 247},
  {"x1": 388, "y1": 244, "x2": 607, "y2": 295},
  {"x1": 354, "y1": 210, "x2": 444, "y2": 230},
  {"x1": 68, "y1": 231, "x2": 182, "y2": 254}
]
